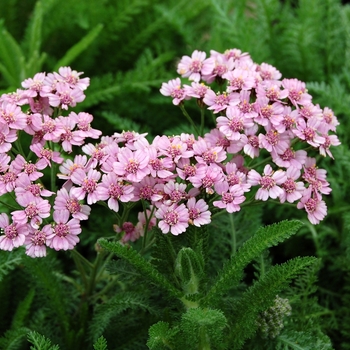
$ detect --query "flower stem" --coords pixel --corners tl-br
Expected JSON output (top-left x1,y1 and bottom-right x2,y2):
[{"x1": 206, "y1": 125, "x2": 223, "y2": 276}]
[{"x1": 179, "y1": 104, "x2": 200, "y2": 136}]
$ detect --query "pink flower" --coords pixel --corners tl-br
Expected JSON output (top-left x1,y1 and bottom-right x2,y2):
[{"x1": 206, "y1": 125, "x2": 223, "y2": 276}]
[
  {"x1": 186, "y1": 198, "x2": 211, "y2": 226},
  {"x1": 254, "y1": 97, "x2": 284, "y2": 128},
  {"x1": 177, "y1": 50, "x2": 208, "y2": 82},
  {"x1": 247, "y1": 164, "x2": 287, "y2": 201},
  {"x1": 1, "y1": 88, "x2": 28, "y2": 105},
  {"x1": 279, "y1": 167, "x2": 305, "y2": 203},
  {"x1": 0, "y1": 101, "x2": 27, "y2": 130},
  {"x1": 272, "y1": 148, "x2": 307, "y2": 170},
  {"x1": 281, "y1": 78, "x2": 312, "y2": 106},
  {"x1": 46, "y1": 210, "x2": 81, "y2": 250},
  {"x1": 213, "y1": 182, "x2": 246, "y2": 213},
  {"x1": 0, "y1": 122, "x2": 17, "y2": 152},
  {"x1": 24, "y1": 113, "x2": 43, "y2": 135},
  {"x1": 0, "y1": 213, "x2": 28, "y2": 251},
  {"x1": 70, "y1": 168, "x2": 101, "y2": 205},
  {"x1": 45, "y1": 82, "x2": 85, "y2": 110},
  {"x1": 73, "y1": 112, "x2": 102, "y2": 139},
  {"x1": 258, "y1": 129, "x2": 290, "y2": 154},
  {"x1": 297, "y1": 192, "x2": 327, "y2": 224},
  {"x1": 113, "y1": 147, "x2": 150, "y2": 182},
  {"x1": 204, "y1": 129, "x2": 231, "y2": 150},
  {"x1": 163, "y1": 180, "x2": 188, "y2": 204},
  {"x1": 12, "y1": 195, "x2": 51, "y2": 229},
  {"x1": 21, "y1": 72, "x2": 46, "y2": 97},
  {"x1": 96, "y1": 173, "x2": 134, "y2": 212},
  {"x1": 14, "y1": 174, "x2": 54, "y2": 201},
  {"x1": 55, "y1": 67, "x2": 90, "y2": 90},
  {"x1": 224, "y1": 161, "x2": 251, "y2": 192},
  {"x1": 146, "y1": 145, "x2": 174, "y2": 179},
  {"x1": 54, "y1": 186, "x2": 91, "y2": 220},
  {"x1": 57, "y1": 115, "x2": 84, "y2": 152},
  {"x1": 256, "y1": 81, "x2": 288, "y2": 101},
  {"x1": 299, "y1": 103, "x2": 323, "y2": 120},
  {"x1": 237, "y1": 91, "x2": 258, "y2": 119},
  {"x1": 160, "y1": 78, "x2": 188, "y2": 105},
  {"x1": 0, "y1": 153, "x2": 11, "y2": 173},
  {"x1": 114, "y1": 222, "x2": 139, "y2": 243},
  {"x1": 216, "y1": 106, "x2": 254, "y2": 141},
  {"x1": 201, "y1": 52, "x2": 235, "y2": 84},
  {"x1": 28, "y1": 96, "x2": 53, "y2": 116},
  {"x1": 131, "y1": 176, "x2": 163, "y2": 202},
  {"x1": 25, "y1": 225, "x2": 52, "y2": 257},
  {"x1": 183, "y1": 82, "x2": 209, "y2": 99},
  {"x1": 11, "y1": 155, "x2": 43, "y2": 181},
  {"x1": 189, "y1": 164, "x2": 224, "y2": 194},
  {"x1": 223, "y1": 68, "x2": 256, "y2": 91},
  {"x1": 321, "y1": 107, "x2": 339, "y2": 132},
  {"x1": 319, "y1": 134, "x2": 341, "y2": 159},
  {"x1": 193, "y1": 138, "x2": 227, "y2": 164},
  {"x1": 203, "y1": 90, "x2": 239, "y2": 113},
  {"x1": 154, "y1": 135, "x2": 193, "y2": 163},
  {"x1": 58, "y1": 155, "x2": 88, "y2": 180},
  {"x1": 29, "y1": 143, "x2": 64, "y2": 169},
  {"x1": 0, "y1": 169, "x2": 18, "y2": 195},
  {"x1": 41, "y1": 115, "x2": 64, "y2": 142},
  {"x1": 156, "y1": 203, "x2": 189, "y2": 235},
  {"x1": 292, "y1": 118, "x2": 325, "y2": 148},
  {"x1": 258, "y1": 63, "x2": 282, "y2": 81},
  {"x1": 243, "y1": 125, "x2": 260, "y2": 159}
]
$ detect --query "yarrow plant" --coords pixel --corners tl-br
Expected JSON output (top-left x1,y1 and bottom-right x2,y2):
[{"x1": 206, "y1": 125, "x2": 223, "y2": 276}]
[
  {"x1": 0, "y1": 47, "x2": 341, "y2": 350},
  {"x1": 0, "y1": 49, "x2": 341, "y2": 259}
]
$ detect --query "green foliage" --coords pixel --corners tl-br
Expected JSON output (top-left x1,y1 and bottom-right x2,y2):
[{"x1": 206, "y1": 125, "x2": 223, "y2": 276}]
[
  {"x1": 93, "y1": 336, "x2": 108, "y2": 350},
  {"x1": 88, "y1": 291, "x2": 157, "y2": 342},
  {"x1": 0, "y1": 249, "x2": 24, "y2": 282},
  {"x1": 147, "y1": 321, "x2": 177, "y2": 350},
  {"x1": 0, "y1": 327, "x2": 29, "y2": 350},
  {"x1": 0, "y1": 0, "x2": 349, "y2": 348},
  {"x1": 27, "y1": 331, "x2": 60, "y2": 350},
  {"x1": 228, "y1": 257, "x2": 318, "y2": 349},
  {"x1": 277, "y1": 330, "x2": 333, "y2": 350},
  {"x1": 98, "y1": 238, "x2": 182, "y2": 299},
  {"x1": 202, "y1": 220, "x2": 304, "y2": 305}
]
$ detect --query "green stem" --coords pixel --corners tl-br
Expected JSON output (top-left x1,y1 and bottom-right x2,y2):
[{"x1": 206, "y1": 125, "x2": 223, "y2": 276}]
[
  {"x1": 229, "y1": 213, "x2": 236, "y2": 256},
  {"x1": 86, "y1": 251, "x2": 105, "y2": 297},
  {"x1": 305, "y1": 221, "x2": 321, "y2": 256},
  {"x1": 179, "y1": 104, "x2": 200, "y2": 136},
  {"x1": 198, "y1": 327, "x2": 211, "y2": 350},
  {"x1": 200, "y1": 107, "x2": 205, "y2": 136},
  {"x1": 71, "y1": 249, "x2": 89, "y2": 290}
]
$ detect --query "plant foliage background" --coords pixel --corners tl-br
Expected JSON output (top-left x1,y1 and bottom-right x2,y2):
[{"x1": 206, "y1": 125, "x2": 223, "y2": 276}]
[{"x1": 0, "y1": 0, "x2": 349, "y2": 349}]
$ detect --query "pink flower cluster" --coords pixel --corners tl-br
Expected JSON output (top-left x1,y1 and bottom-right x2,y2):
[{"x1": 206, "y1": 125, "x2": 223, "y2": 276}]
[
  {"x1": 161, "y1": 49, "x2": 340, "y2": 225},
  {"x1": 0, "y1": 49, "x2": 340, "y2": 257},
  {"x1": 0, "y1": 67, "x2": 99, "y2": 257}
]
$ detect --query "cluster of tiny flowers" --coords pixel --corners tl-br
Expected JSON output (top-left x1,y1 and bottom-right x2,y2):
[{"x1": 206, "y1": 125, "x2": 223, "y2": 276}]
[
  {"x1": 0, "y1": 67, "x2": 99, "y2": 257},
  {"x1": 161, "y1": 49, "x2": 340, "y2": 225},
  {"x1": 0, "y1": 47, "x2": 340, "y2": 257},
  {"x1": 256, "y1": 295, "x2": 292, "y2": 339}
]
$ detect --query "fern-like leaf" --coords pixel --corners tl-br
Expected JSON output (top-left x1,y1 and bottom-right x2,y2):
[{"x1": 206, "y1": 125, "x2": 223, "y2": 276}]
[
  {"x1": 277, "y1": 330, "x2": 333, "y2": 350},
  {"x1": 11, "y1": 289, "x2": 35, "y2": 330},
  {"x1": 228, "y1": 256, "x2": 319, "y2": 349},
  {"x1": 89, "y1": 291, "x2": 156, "y2": 342},
  {"x1": 0, "y1": 249, "x2": 24, "y2": 282},
  {"x1": 99, "y1": 238, "x2": 182, "y2": 299},
  {"x1": 54, "y1": 23, "x2": 103, "y2": 71},
  {"x1": 202, "y1": 220, "x2": 304, "y2": 305},
  {"x1": 27, "y1": 331, "x2": 60, "y2": 350},
  {"x1": 0, "y1": 327, "x2": 29, "y2": 350},
  {"x1": 93, "y1": 336, "x2": 108, "y2": 350}
]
